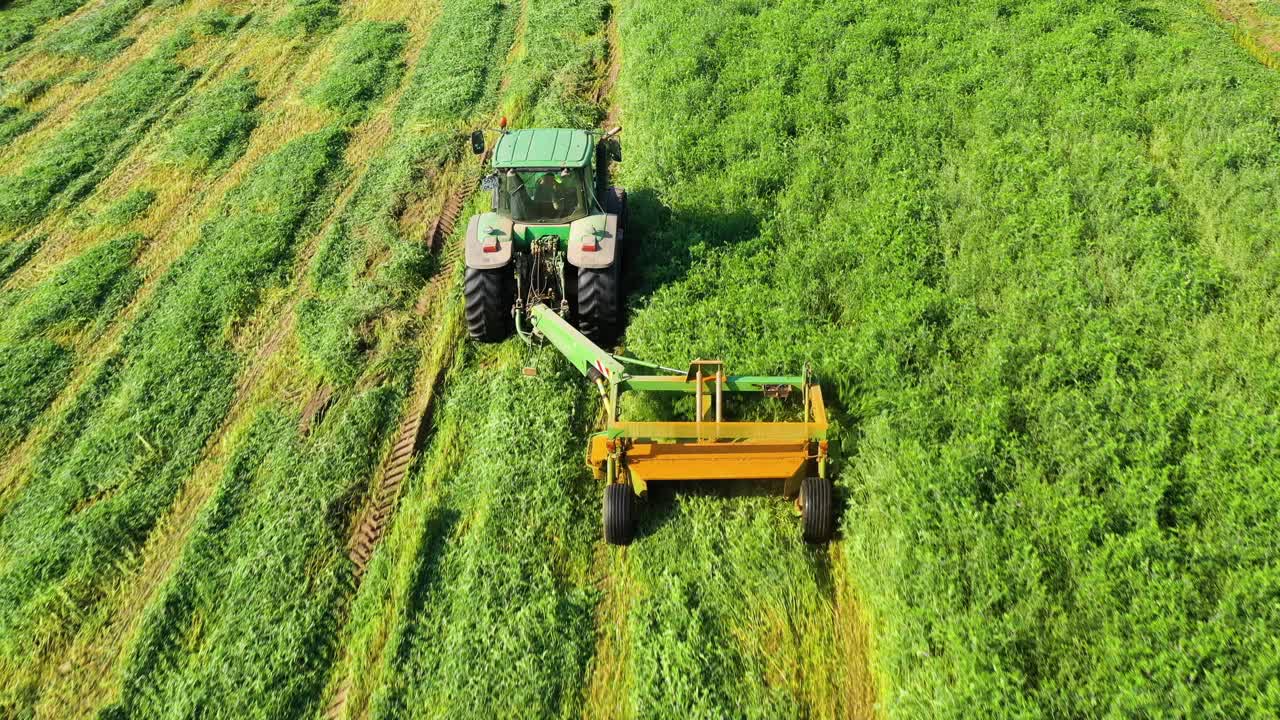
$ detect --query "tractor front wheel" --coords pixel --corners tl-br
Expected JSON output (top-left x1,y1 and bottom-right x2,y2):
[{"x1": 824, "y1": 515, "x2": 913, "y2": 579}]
[
  {"x1": 464, "y1": 267, "x2": 513, "y2": 342},
  {"x1": 603, "y1": 483, "x2": 635, "y2": 545},
  {"x1": 800, "y1": 477, "x2": 834, "y2": 543}
]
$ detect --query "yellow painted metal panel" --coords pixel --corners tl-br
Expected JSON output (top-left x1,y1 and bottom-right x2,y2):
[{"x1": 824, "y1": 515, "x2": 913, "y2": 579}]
[
  {"x1": 624, "y1": 442, "x2": 809, "y2": 482},
  {"x1": 609, "y1": 421, "x2": 817, "y2": 443}
]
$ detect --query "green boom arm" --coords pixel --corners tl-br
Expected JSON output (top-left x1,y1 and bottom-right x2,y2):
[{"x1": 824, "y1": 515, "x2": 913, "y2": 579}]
[
  {"x1": 528, "y1": 303, "x2": 625, "y2": 383},
  {"x1": 526, "y1": 303, "x2": 811, "y2": 400}
]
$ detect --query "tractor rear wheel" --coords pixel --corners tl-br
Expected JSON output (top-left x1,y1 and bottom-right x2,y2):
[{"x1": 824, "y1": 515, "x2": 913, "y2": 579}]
[
  {"x1": 603, "y1": 483, "x2": 635, "y2": 545},
  {"x1": 464, "y1": 267, "x2": 513, "y2": 342},
  {"x1": 800, "y1": 477, "x2": 834, "y2": 543},
  {"x1": 577, "y1": 264, "x2": 620, "y2": 346},
  {"x1": 577, "y1": 188, "x2": 626, "y2": 346}
]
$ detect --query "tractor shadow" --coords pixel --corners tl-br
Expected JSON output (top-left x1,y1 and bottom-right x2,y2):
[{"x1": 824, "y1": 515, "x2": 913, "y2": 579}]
[
  {"x1": 619, "y1": 187, "x2": 760, "y2": 305},
  {"x1": 611, "y1": 186, "x2": 845, "y2": 544}
]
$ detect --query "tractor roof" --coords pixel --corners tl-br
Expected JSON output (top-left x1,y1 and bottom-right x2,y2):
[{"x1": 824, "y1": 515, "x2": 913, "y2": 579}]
[{"x1": 493, "y1": 128, "x2": 592, "y2": 169}]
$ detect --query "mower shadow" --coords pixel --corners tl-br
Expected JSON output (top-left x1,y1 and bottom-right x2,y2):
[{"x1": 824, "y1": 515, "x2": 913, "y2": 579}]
[{"x1": 630, "y1": 479, "x2": 846, "y2": 546}]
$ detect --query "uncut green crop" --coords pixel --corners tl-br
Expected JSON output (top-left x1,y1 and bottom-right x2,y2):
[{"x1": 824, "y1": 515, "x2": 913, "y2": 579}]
[
  {"x1": 0, "y1": 127, "x2": 347, "y2": 712},
  {"x1": 616, "y1": 0, "x2": 1280, "y2": 716},
  {"x1": 0, "y1": 30, "x2": 197, "y2": 231}
]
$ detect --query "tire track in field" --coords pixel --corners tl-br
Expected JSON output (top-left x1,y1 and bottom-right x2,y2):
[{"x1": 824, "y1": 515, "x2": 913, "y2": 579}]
[
  {"x1": 578, "y1": 8, "x2": 632, "y2": 714},
  {"x1": 828, "y1": 544, "x2": 879, "y2": 717},
  {"x1": 323, "y1": 161, "x2": 486, "y2": 720},
  {"x1": 582, "y1": 544, "x2": 636, "y2": 719}
]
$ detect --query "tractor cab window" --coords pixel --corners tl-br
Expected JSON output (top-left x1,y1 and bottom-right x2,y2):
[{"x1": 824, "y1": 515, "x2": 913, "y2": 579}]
[{"x1": 499, "y1": 169, "x2": 587, "y2": 224}]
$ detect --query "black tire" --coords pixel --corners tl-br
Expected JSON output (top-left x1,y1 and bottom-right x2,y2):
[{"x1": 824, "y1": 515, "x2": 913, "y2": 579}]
[
  {"x1": 577, "y1": 263, "x2": 621, "y2": 346},
  {"x1": 604, "y1": 186, "x2": 627, "y2": 225},
  {"x1": 464, "y1": 267, "x2": 513, "y2": 342},
  {"x1": 800, "y1": 477, "x2": 834, "y2": 543},
  {"x1": 578, "y1": 187, "x2": 625, "y2": 345},
  {"x1": 603, "y1": 483, "x2": 635, "y2": 545}
]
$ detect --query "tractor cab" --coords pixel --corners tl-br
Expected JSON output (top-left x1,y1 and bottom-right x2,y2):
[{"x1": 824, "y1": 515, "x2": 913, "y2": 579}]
[
  {"x1": 463, "y1": 126, "x2": 627, "y2": 346},
  {"x1": 496, "y1": 167, "x2": 589, "y2": 225}
]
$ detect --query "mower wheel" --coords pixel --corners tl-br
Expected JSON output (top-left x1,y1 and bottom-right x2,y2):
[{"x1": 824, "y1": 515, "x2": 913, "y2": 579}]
[
  {"x1": 800, "y1": 476, "x2": 834, "y2": 543},
  {"x1": 603, "y1": 483, "x2": 635, "y2": 545},
  {"x1": 464, "y1": 266, "x2": 513, "y2": 342}
]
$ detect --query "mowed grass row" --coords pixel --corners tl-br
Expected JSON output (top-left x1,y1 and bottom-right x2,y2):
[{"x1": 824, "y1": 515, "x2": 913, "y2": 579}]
[
  {"x1": 0, "y1": 21, "x2": 212, "y2": 235},
  {"x1": 617, "y1": 0, "x2": 1280, "y2": 716},
  {"x1": 0, "y1": 102, "x2": 44, "y2": 147},
  {"x1": 41, "y1": 0, "x2": 172, "y2": 61},
  {"x1": 4, "y1": 4, "x2": 453, "y2": 713},
  {"x1": 160, "y1": 66, "x2": 262, "y2": 173},
  {"x1": 321, "y1": 1, "x2": 611, "y2": 717},
  {"x1": 0, "y1": 12, "x2": 263, "y2": 484},
  {"x1": 0, "y1": 123, "x2": 348, "y2": 714},
  {"x1": 99, "y1": 1, "x2": 521, "y2": 715},
  {"x1": 104, "y1": 385, "x2": 405, "y2": 719},
  {"x1": 298, "y1": 0, "x2": 519, "y2": 388},
  {"x1": 0, "y1": 0, "x2": 92, "y2": 56},
  {"x1": 0, "y1": 232, "x2": 144, "y2": 456},
  {"x1": 376, "y1": 357, "x2": 601, "y2": 720}
]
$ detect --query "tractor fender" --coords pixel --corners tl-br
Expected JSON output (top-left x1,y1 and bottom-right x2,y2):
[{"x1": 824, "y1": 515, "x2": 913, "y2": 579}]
[
  {"x1": 464, "y1": 212, "x2": 514, "y2": 270},
  {"x1": 567, "y1": 213, "x2": 620, "y2": 269}
]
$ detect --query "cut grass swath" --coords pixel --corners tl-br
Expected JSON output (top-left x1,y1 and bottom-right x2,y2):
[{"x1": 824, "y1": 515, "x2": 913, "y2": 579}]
[
  {"x1": 0, "y1": 126, "x2": 348, "y2": 712},
  {"x1": 162, "y1": 68, "x2": 263, "y2": 173},
  {"x1": 0, "y1": 231, "x2": 144, "y2": 457},
  {"x1": 0, "y1": 29, "x2": 198, "y2": 232},
  {"x1": 616, "y1": 0, "x2": 1280, "y2": 715}
]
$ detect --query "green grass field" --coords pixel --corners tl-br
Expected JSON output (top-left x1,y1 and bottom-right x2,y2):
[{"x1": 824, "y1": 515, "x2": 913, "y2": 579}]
[{"x1": 0, "y1": 0, "x2": 1277, "y2": 718}]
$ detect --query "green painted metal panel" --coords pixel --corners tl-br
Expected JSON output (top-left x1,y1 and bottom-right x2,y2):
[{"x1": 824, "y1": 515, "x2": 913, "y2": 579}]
[
  {"x1": 621, "y1": 376, "x2": 807, "y2": 393},
  {"x1": 513, "y1": 223, "x2": 571, "y2": 250},
  {"x1": 493, "y1": 129, "x2": 592, "y2": 168}
]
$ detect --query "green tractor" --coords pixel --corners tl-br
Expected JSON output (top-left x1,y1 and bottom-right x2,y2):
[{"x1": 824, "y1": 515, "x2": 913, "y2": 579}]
[
  {"x1": 461, "y1": 126, "x2": 835, "y2": 545},
  {"x1": 464, "y1": 125, "x2": 626, "y2": 345}
]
